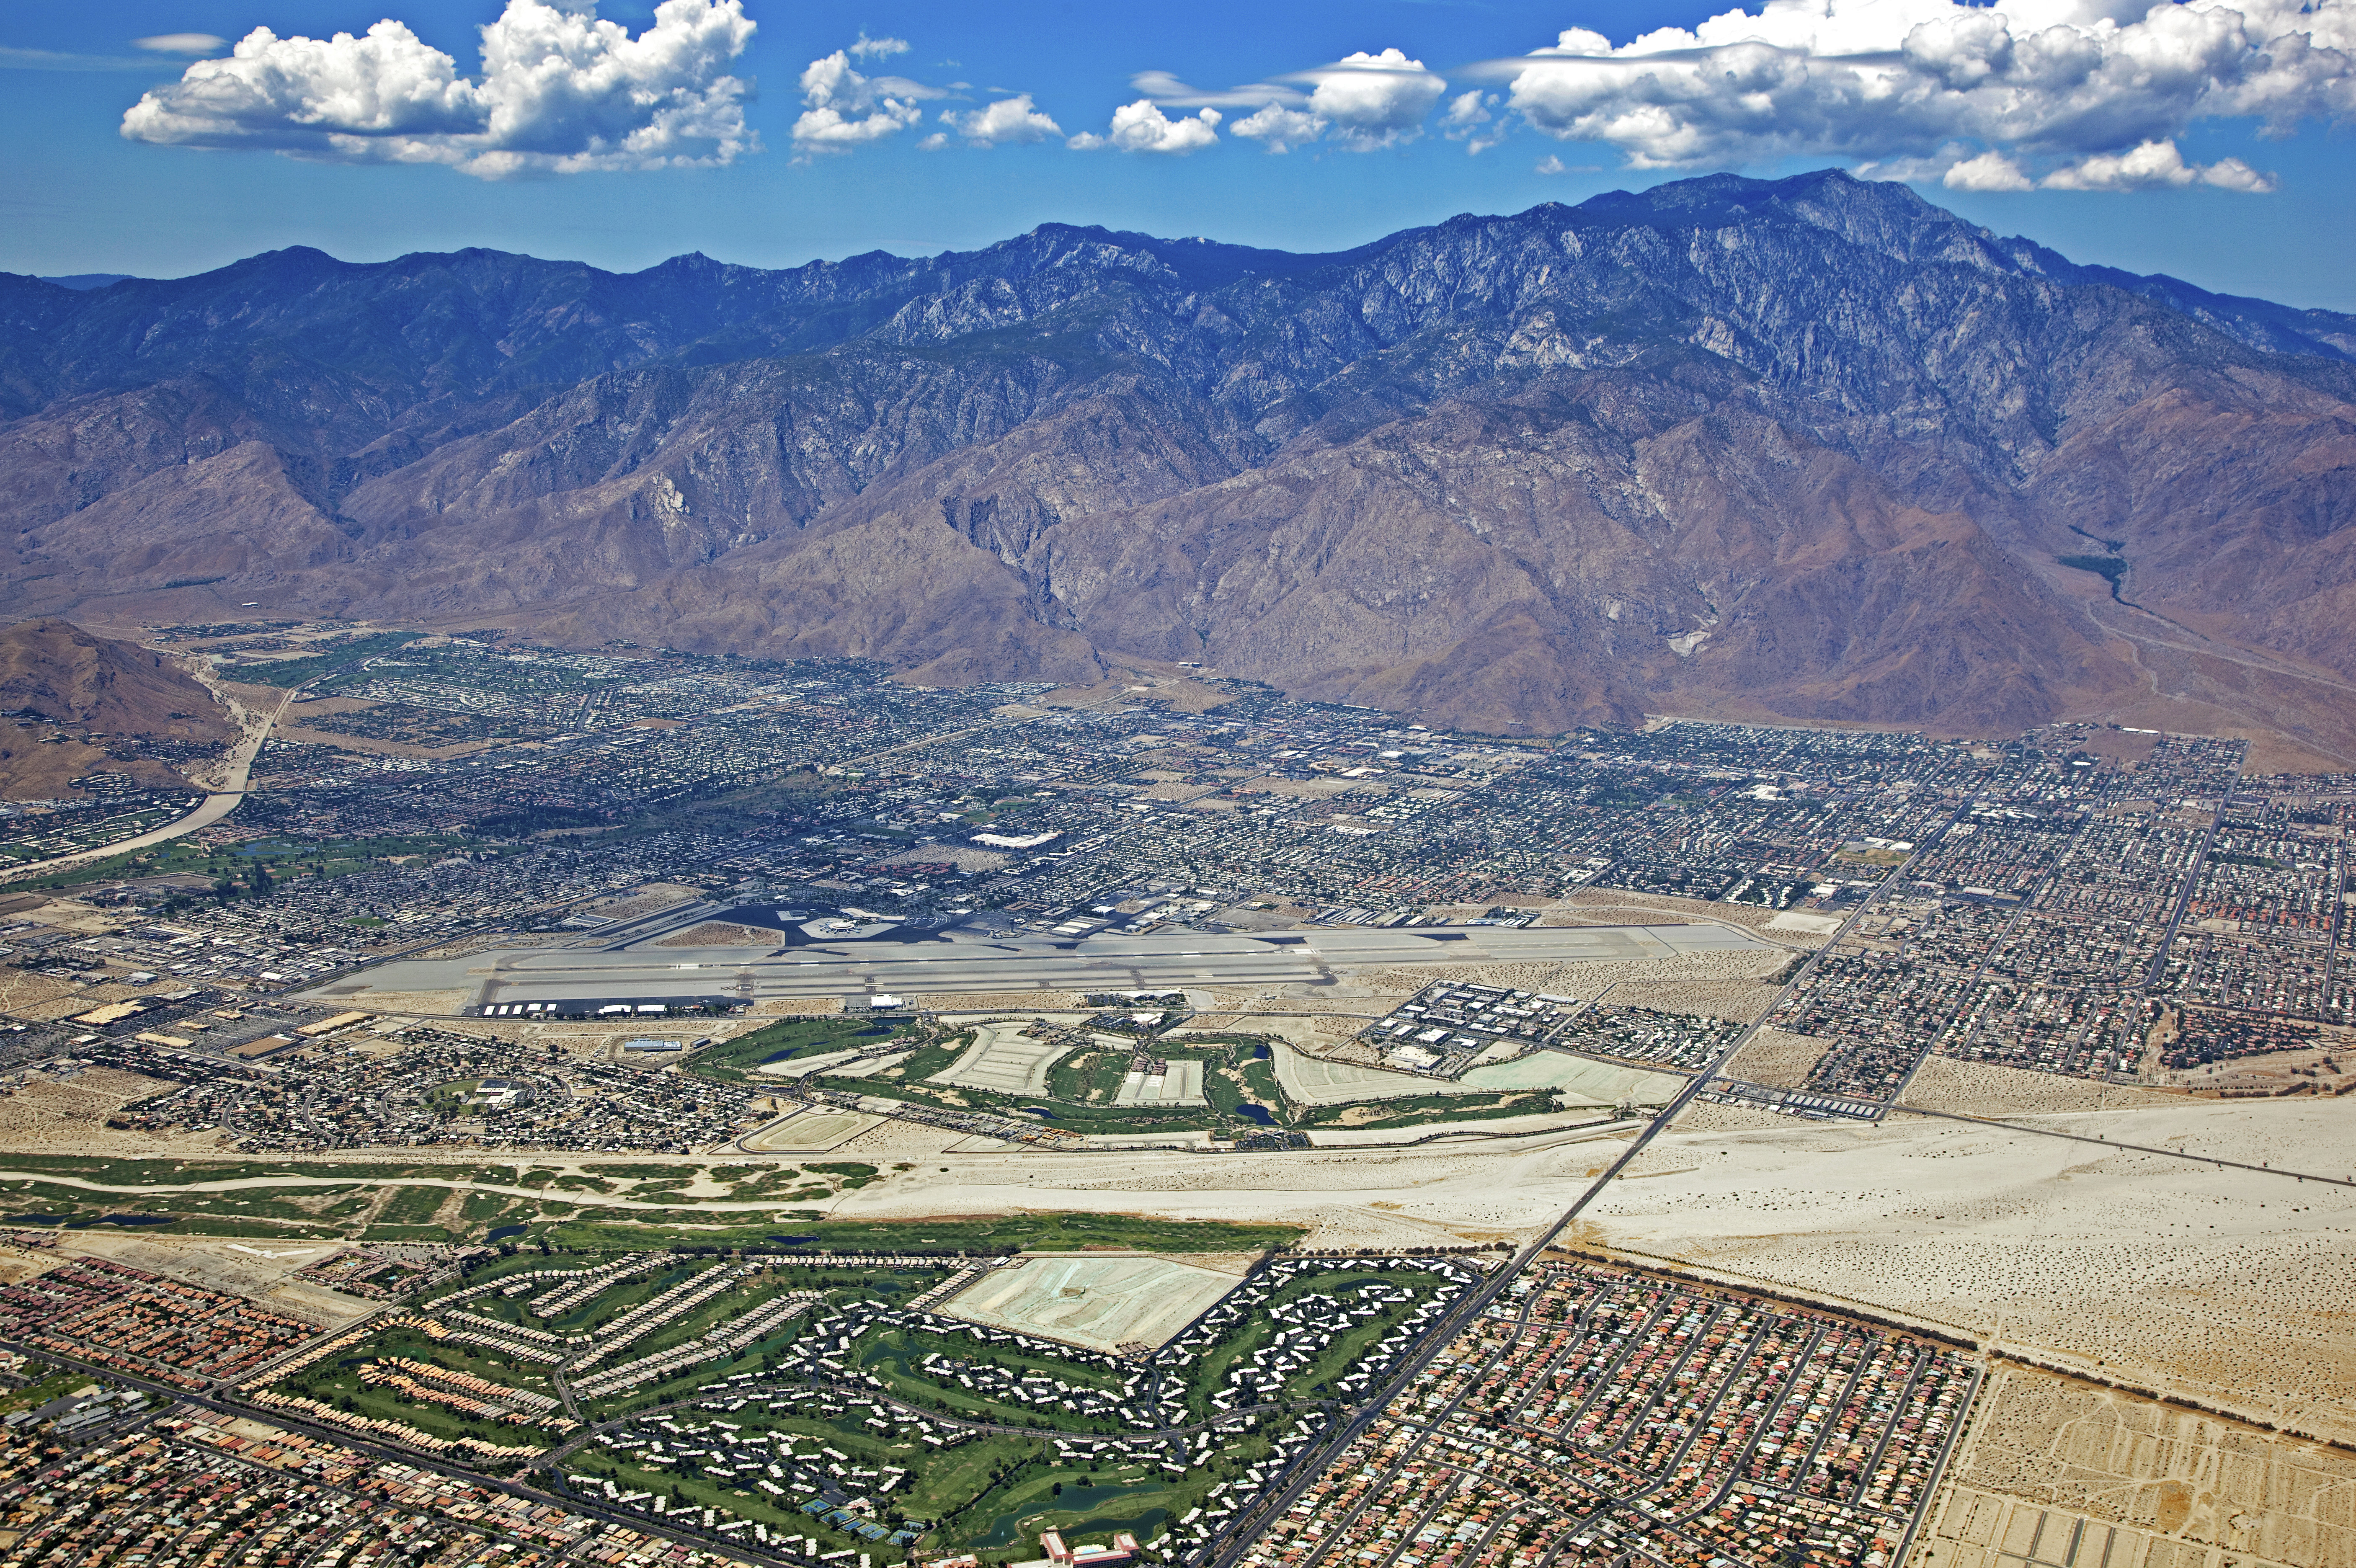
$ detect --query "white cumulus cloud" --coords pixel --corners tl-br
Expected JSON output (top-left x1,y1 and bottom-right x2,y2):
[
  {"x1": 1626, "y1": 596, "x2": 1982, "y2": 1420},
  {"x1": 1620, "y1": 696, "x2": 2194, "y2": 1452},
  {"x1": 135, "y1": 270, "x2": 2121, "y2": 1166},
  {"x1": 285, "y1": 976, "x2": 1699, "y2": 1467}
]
[
  {"x1": 1442, "y1": 88, "x2": 1502, "y2": 153},
  {"x1": 2041, "y1": 137, "x2": 2276, "y2": 189},
  {"x1": 1071, "y1": 99, "x2": 1221, "y2": 153},
  {"x1": 1301, "y1": 49, "x2": 1448, "y2": 150},
  {"x1": 791, "y1": 47, "x2": 942, "y2": 153},
  {"x1": 1158, "y1": 47, "x2": 1447, "y2": 153},
  {"x1": 1231, "y1": 104, "x2": 1321, "y2": 152},
  {"x1": 1943, "y1": 149, "x2": 2035, "y2": 190},
  {"x1": 1443, "y1": 90, "x2": 1492, "y2": 131},
  {"x1": 793, "y1": 39, "x2": 1062, "y2": 156},
  {"x1": 118, "y1": 0, "x2": 754, "y2": 177},
  {"x1": 1471, "y1": 0, "x2": 2346, "y2": 188},
  {"x1": 939, "y1": 93, "x2": 1062, "y2": 147}
]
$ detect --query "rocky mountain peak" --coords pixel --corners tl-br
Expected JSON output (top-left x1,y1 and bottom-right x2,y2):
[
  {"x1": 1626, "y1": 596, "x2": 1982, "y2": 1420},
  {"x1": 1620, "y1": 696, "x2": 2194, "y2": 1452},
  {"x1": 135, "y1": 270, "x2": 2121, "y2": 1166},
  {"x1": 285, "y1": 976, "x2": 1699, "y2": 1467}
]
[{"x1": 5, "y1": 169, "x2": 2353, "y2": 761}]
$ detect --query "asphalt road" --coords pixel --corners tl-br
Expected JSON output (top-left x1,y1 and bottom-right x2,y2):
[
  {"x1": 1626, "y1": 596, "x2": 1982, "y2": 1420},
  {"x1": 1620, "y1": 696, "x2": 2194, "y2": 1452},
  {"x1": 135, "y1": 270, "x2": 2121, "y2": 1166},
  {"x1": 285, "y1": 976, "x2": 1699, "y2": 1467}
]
[
  {"x1": 1195, "y1": 866, "x2": 1899, "y2": 1568},
  {"x1": 1195, "y1": 1043, "x2": 1738, "y2": 1568}
]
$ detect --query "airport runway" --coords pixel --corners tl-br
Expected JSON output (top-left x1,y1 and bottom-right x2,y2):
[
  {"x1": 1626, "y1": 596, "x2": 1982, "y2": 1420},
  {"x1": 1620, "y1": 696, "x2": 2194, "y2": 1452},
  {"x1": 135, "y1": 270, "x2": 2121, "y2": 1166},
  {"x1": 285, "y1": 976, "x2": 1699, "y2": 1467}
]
[{"x1": 311, "y1": 922, "x2": 1770, "y2": 1012}]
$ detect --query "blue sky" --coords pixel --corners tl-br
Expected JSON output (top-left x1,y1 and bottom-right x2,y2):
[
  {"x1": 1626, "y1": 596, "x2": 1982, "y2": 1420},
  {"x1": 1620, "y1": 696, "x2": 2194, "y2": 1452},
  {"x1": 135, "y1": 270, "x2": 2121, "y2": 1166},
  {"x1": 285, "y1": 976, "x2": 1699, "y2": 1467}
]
[{"x1": 5, "y1": 0, "x2": 2353, "y2": 310}]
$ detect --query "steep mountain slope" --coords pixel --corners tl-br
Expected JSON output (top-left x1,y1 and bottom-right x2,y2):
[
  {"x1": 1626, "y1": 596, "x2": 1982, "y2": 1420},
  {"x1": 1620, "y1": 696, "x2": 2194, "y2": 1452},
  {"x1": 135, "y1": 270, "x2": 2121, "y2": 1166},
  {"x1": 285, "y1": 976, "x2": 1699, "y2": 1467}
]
[
  {"x1": 0, "y1": 618, "x2": 235, "y2": 797},
  {"x1": 4, "y1": 170, "x2": 2353, "y2": 755},
  {"x1": 0, "y1": 618, "x2": 231, "y2": 738}
]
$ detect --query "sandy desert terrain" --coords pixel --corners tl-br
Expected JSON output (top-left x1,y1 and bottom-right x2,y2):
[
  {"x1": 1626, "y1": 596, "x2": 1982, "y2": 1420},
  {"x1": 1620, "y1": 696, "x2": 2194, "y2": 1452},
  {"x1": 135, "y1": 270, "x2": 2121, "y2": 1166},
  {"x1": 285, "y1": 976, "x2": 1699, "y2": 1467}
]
[{"x1": 1583, "y1": 1088, "x2": 2356, "y2": 1445}]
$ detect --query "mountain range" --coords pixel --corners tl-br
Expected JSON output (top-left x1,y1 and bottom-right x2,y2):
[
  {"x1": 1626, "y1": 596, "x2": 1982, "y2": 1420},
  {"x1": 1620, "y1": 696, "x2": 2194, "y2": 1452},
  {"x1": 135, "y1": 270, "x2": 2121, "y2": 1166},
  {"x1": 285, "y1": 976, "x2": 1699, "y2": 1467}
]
[{"x1": 5, "y1": 169, "x2": 2353, "y2": 761}]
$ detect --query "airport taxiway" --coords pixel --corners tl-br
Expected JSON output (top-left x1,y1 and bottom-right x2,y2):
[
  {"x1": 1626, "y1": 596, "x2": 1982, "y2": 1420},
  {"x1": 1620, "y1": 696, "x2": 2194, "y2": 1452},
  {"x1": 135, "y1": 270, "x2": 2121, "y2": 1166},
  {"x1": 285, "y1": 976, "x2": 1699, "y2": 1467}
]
[{"x1": 309, "y1": 921, "x2": 1770, "y2": 1013}]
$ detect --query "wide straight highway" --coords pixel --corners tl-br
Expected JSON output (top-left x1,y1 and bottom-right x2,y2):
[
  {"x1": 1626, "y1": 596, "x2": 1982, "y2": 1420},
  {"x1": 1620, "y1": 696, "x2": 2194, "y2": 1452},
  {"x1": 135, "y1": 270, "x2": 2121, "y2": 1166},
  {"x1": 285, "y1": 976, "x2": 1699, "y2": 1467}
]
[{"x1": 311, "y1": 921, "x2": 1770, "y2": 1014}]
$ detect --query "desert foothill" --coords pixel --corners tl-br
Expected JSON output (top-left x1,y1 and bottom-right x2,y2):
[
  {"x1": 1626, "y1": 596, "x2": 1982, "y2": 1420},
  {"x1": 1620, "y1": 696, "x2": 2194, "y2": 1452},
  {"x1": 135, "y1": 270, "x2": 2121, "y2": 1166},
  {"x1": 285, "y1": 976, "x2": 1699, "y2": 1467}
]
[{"x1": 5, "y1": 3, "x2": 2356, "y2": 1566}]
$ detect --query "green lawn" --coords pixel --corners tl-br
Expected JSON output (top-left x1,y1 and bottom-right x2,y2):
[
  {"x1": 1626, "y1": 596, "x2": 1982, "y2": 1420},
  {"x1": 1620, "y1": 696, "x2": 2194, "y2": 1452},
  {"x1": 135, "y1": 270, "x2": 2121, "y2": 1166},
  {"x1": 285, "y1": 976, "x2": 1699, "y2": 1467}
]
[
  {"x1": 689, "y1": 1017, "x2": 920, "y2": 1085},
  {"x1": 1172, "y1": 1263, "x2": 1455, "y2": 1422},
  {"x1": 0, "y1": 1367, "x2": 107, "y2": 1417},
  {"x1": 572, "y1": 1449, "x2": 815, "y2": 1532},
  {"x1": 337, "y1": 1323, "x2": 560, "y2": 1394},
  {"x1": 1044, "y1": 1047, "x2": 1132, "y2": 1104},
  {"x1": 374, "y1": 1185, "x2": 451, "y2": 1227},
  {"x1": 234, "y1": 631, "x2": 425, "y2": 687},
  {"x1": 570, "y1": 1402, "x2": 1034, "y2": 1542},
  {"x1": 271, "y1": 1327, "x2": 561, "y2": 1450},
  {"x1": 959, "y1": 1462, "x2": 1194, "y2": 1560},
  {"x1": 460, "y1": 1190, "x2": 532, "y2": 1234},
  {"x1": 0, "y1": 1154, "x2": 516, "y2": 1186},
  {"x1": 829, "y1": 1066, "x2": 1219, "y2": 1137},
  {"x1": 131, "y1": 1187, "x2": 342, "y2": 1222},
  {"x1": 851, "y1": 1324, "x2": 1124, "y2": 1433},
  {"x1": 1291, "y1": 1089, "x2": 1563, "y2": 1130},
  {"x1": 539, "y1": 1257, "x2": 729, "y2": 1337},
  {"x1": 0, "y1": 1176, "x2": 354, "y2": 1235}
]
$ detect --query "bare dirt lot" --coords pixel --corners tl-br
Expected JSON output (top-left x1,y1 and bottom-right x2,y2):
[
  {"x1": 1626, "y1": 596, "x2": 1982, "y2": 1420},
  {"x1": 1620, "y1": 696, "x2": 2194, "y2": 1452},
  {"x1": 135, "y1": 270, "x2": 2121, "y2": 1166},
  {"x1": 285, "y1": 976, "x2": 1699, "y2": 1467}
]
[
  {"x1": 581, "y1": 884, "x2": 702, "y2": 921},
  {"x1": 0, "y1": 1066, "x2": 228, "y2": 1155},
  {"x1": 941, "y1": 1252, "x2": 1249, "y2": 1351},
  {"x1": 0, "y1": 968, "x2": 82, "y2": 1017},
  {"x1": 1721, "y1": 1025, "x2": 1833, "y2": 1087},
  {"x1": 833, "y1": 1123, "x2": 1641, "y2": 1248},
  {"x1": 313, "y1": 987, "x2": 470, "y2": 1017},
  {"x1": 51, "y1": 1233, "x2": 378, "y2": 1328},
  {"x1": 913, "y1": 990, "x2": 1082, "y2": 1013},
  {"x1": 1339, "y1": 945, "x2": 1793, "y2": 1005},
  {"x1": 1927, "y1": 1362, "x2": 2356, "y2": 1568},
  {"x1": 1548, "y1": 888, "x2": 1832, "y2": 945},
  {"x1": 653, "y1": 921, "x2": 778, "y2": 948},
  {"x1": 1902, "y1": 1056, "x2": 2189, "y2": 1117},
  {"x1": 1600, "y1": 977, "x2": 1786, "y2": 1022},
  {"x1": 751, "y1": 995, "x2": 846, "y2": 1016}
]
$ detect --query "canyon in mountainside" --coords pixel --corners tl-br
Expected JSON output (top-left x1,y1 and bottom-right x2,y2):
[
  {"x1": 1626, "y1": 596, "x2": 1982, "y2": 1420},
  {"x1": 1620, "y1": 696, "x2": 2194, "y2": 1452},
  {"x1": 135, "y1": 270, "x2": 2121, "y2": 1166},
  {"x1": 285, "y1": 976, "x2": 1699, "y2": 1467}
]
[{"x1": 4, "y1": 169, "x2": 2353, "y2": 762}]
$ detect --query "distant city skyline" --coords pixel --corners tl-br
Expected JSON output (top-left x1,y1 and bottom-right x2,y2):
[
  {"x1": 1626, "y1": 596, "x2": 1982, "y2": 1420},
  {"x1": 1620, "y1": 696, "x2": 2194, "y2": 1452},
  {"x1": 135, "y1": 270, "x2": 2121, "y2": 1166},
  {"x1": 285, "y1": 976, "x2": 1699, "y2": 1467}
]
[{"x1": 5, "y1": 0, "x2": 2355, "y2": 309}]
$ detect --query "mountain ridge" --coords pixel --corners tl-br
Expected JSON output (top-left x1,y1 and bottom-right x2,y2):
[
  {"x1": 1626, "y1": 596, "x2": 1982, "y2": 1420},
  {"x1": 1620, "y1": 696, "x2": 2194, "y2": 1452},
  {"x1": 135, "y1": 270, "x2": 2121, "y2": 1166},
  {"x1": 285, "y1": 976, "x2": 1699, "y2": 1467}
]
[
  {"x1": 5, "y1": 169, "x2": 2354, "y2": 762},
  {"x1": 0, "y1": 618, "x2": 234, "y2": 797}
]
